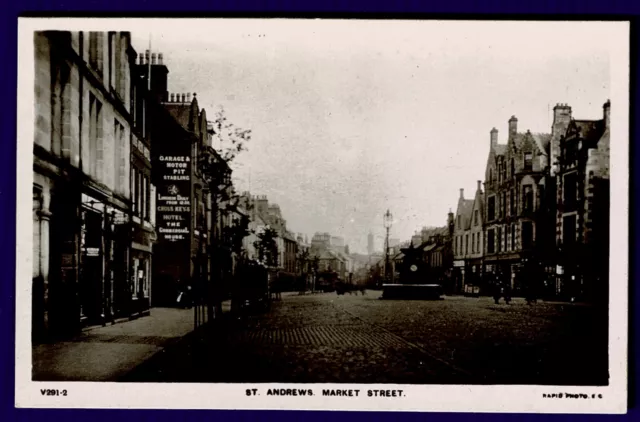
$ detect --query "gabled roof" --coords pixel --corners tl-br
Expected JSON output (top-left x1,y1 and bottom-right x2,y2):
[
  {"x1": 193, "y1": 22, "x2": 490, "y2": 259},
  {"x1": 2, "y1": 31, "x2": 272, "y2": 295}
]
[
  {"x1": 493, "y1": 144, "x2": 507, "y2": 156},
  {"x1": 531, "y1": 133, "x2": 552, "y2": 155},
  {"x1": 569, "y1": 119, "x2": 606, "y2": 145},
  {"x1": 511, "y1": 132, "x2": 551, "y2": 156},
  {"x1": 456, "y1": 199, "x2": 474, "y2": 230}
]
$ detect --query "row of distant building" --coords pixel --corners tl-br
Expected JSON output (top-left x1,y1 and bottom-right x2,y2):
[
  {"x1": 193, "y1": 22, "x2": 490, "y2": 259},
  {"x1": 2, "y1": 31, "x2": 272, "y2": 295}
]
[{"x1": 376, "y1": 101, "x2": 610, "y2": 302}]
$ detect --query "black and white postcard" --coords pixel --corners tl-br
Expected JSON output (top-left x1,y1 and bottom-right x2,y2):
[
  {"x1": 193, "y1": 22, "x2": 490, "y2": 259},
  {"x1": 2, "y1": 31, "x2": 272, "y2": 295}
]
[{"x1": 15, "y1": 18, "x2": 629, "y2": 413}]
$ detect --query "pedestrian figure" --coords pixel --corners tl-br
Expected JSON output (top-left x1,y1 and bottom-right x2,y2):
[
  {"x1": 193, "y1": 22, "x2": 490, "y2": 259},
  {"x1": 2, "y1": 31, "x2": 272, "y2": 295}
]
[
  {"x1": 503, "y1": 282, "x2": 512, "y2": 305},
  {"x1": 492, "y1": 274, "x2": 502, "y2": 305}
]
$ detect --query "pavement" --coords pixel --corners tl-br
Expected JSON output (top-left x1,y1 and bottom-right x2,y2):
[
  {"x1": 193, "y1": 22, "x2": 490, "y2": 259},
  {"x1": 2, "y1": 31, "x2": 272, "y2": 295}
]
[
  {"x1": 32, "y1": 307, "x2": 203, "y2": 381},
  {"x1": 122, "y1": 291, "x2": 609, "y2": 386}
]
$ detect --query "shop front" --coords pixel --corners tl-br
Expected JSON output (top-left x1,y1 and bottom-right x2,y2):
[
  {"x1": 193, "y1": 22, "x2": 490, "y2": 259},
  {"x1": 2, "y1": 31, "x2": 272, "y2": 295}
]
[{"x1": 79, "y1": 191, "x2": 131, "y2": 327}]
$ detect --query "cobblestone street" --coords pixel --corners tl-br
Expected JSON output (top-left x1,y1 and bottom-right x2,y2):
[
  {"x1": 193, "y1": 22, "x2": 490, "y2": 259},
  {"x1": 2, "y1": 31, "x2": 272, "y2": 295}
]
[{"x1": 122, "y1": 291, "x2": 609, "y2": 385}]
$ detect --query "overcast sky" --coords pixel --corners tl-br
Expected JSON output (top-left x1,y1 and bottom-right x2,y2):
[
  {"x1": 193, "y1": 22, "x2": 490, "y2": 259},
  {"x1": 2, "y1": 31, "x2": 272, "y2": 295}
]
[{"x1": 131, "y1": 20, "x2": 612, "y2": 254}]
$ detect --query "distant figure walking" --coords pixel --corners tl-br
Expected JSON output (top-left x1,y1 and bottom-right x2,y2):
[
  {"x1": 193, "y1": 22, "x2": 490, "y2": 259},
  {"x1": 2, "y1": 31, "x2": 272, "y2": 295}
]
[{"x1": 492, "y1": 274, "x2": 502, "y2": 305}]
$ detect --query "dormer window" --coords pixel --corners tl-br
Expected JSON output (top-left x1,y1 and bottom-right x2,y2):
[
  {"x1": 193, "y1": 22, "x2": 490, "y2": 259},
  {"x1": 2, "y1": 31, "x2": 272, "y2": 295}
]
[{"x1": 524, "y1": 152, "x2": 533, "y2": 171}]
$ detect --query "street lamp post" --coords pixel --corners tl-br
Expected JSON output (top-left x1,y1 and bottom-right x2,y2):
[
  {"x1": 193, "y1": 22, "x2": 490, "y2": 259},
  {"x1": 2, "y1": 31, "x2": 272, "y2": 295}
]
[{"x1": 383, "y1": 209, "x2": 393, "y2": 286}]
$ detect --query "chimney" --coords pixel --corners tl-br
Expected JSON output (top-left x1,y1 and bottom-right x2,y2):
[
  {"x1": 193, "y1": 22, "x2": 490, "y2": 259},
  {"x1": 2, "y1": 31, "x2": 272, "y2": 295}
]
[
  {"x1": 138, "y1": 53, "x2": 144, "y2": 64},
  {"x1": 459, "y1": 188, "x2": 464, "y2": 199},
  {"x1": 181, "y1": 93, "x2": 186, "y2": 103},
  {"x1": 553, "y1": 103, "x2": 572, "y2": 131},
  {"x1": 508, "y1": 116, "x2": 518, "y2": 140},
  {"x1": 490, "y1": 128, "x2": 498, "y2": 149},
  {"x1": 187, "y1": 93, "x2": 192, "y2": 102},
  {"x1": 477, "y1": 180, "x2": 482, "y2": 192},
  {"x1": 151, "y1": 53, "x2": 157, "y2": 65},
  {"x1": 603, "y1": 100, "x2": 610, "y2": 129},
  {"x1": 158, "y1": 53, "x2": 164, "y2": 65},
  {"x1": 145, "y1": 49, "x2": 150, "y2": 64},
  {"x1": 170, "y1": 93, "x2": 175, "y2": 102}
]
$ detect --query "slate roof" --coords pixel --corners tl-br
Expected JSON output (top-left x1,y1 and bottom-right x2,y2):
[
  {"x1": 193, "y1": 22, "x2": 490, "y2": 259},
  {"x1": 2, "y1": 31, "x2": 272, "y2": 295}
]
[
  {"x1": 572, "y1": 120, "x2": 606, "y2": 145},
  {"x1": 494, "y1": 144, "x2": 507, "y2": 156},
  {"x1": 457, "y1": 199, "x2": 475, "y2": 230}
]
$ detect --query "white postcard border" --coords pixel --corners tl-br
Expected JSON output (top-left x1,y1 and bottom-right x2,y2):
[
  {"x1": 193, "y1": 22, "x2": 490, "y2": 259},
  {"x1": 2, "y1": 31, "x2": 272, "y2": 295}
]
[{"x1": 15, "y1": 18, "x2": 630, "y2": 413}]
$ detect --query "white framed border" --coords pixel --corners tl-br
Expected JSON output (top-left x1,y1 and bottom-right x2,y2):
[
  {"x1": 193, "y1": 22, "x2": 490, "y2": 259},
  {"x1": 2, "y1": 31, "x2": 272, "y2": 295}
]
[{"x1": 15, "y1": 18, "x2": 629, "y2": 413}]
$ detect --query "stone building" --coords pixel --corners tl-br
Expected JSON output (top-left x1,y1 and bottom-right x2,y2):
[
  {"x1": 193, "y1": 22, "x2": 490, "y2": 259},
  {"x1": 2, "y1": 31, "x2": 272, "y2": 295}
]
[
  {"x1": 482, "y1": 116, "x2": 552, "y2": 294},
  {"x1": 554, "y1": 101, "x2": 610, "y2": 302},
  {"x1": 452, "y1": 189, "x2": 474, "y2": 294},
  {"x1": 137, "y1": 53, "x2": 230, "y2": 311},
  {"x1": 453, "y1": 182, "x2": 485, "y2": 295},
  {"x1": 33, "y1": 31, "x2": 137, "y2": 341}
]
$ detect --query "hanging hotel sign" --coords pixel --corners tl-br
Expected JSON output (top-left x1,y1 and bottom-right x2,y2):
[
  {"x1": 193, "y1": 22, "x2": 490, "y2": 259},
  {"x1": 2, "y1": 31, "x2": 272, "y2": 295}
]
[{"x1": 156, "y1": 155, "x2": 191, "y2": 243}]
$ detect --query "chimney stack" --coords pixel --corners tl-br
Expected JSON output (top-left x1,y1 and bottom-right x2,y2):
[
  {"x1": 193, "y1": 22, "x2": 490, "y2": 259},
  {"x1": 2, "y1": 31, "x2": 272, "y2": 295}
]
[
  {"x1": 158, "y1": 53, "x2": 164, "y2": 65},
  {"x1": 170, "y1": 93, "x2": 175, "y2": 102},
  {"x1": 151, "y1": 53, "x2": 157, "y2": 65},
  {"x1": 553, "y1": 103, "x2": 572, "y2": 128},
  {"x1": 603, "y1": 100, "x2": 611, "y2": 129},
  {"x1": 459, "y1": 188, "x2": 464, "y2": 199},
  {"x1": 490, "y1": 127, "x2": 498, "y2": 149},
  {"x1": 477, "y1": 180, "x2": 482, "y2": 192},
  {"x1": 508, "y1": 116, "x2": 518, "y2": 140}
]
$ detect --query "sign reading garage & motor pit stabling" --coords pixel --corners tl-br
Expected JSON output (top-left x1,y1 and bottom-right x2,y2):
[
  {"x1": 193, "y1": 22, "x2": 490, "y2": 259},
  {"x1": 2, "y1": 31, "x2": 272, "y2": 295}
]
[{"x1": 156, "y1": 155, "x2": 191, "y2": 243}]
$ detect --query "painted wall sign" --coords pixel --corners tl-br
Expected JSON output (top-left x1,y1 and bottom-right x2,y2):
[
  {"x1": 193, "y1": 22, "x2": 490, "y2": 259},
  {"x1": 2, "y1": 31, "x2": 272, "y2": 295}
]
[{"x1": 156, "y1": 155, "x2": 191, "y2": 243}]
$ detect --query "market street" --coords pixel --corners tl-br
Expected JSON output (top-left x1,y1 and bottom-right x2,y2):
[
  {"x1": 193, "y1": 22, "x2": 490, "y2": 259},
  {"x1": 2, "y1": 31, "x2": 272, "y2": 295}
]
[{"x1": 122, "y1": 291, "x2": 608, "y2": 385}]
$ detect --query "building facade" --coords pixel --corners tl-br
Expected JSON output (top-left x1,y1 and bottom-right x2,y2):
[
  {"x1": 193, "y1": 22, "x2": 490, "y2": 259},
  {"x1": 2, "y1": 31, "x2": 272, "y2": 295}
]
[
  {"x1": 554, "y1": 101, "x2": 610, "y2": 302},
  {"x1": 483, "y1": 117, "x2": 552, "y2": 295},
  {"x1": 452, "y1": 189, "x2": 474, "y2": 294},
  {"x1": 33, "y1": 31, "x2": 138, "y2": 341}
]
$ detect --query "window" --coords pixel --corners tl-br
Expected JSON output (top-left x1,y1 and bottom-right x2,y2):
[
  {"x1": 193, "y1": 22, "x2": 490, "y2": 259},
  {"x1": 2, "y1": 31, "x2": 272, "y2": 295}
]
[
  {"x1": 465, "y1": 234, "x2": 469, "y2": 255},
  {"x1": 501, "y1": 192, "x2": 507, "y2": 218},
  {"x1": 523, "y1": 185, "x2": 534, "y2": 212},
  {"x1": 474, "y1": 209, "x2": 479, "y2": 226},
  {"x1": 476, "y1": 232, "x2": 480, "y2": 252},
  {"x1": 510, "y1": 188, "x2": 516, "y2": 215},
  {"x1": 88, "y1": 32, "x2": 103, "y2": 76},
  {"x1": 563, "y1": 215, "x2": 577, "y2": 246},
  {"x1": 88, "y1": 93, "x2": 103, "y2": 178},
  {"x1": 487, "y1": 229, "x2": 495, "y2": 254},
  {"x1": 488, "y1": 196, "x2": 496, "y2": 221},
  {"x1": 522, "y1": 221, "x2": 533, "y2": 249},
  {"x1": 137, "y1": 170, "x2": 144, "y2": 218},
  {"x1": 489, "y1": 169, "x2": 493, "y2": 184},
  {"x1": 510, "y1": 158, "x2": 515, "y2": 177},
  {"x1": 471, "y1": 233, "x2": 475, "y2": 253},
  {"x1": 524, "y1": 152, "x2": 533, "y2": 171},
  {"x1": 511, "y1": 224, "x2": 516, "y2": 251},
  {"x1": 563, "y1": 172, "x2": 578, "y2": 212},
  {"x1": 130, "y1": 167, "x2": 137, "y2": 213},
  {"x1": 108, "y1": 32, "x2": 116, "y2": 90},
  {"x1": 114, "y1": 120, "x2": 126, "y2": 191},
  {"x1": 497, "y1": 227, "x2": 502, "y2": 252},
  {"x1": 457, "y1": 215, "x2": 461, "y2": 228}
]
